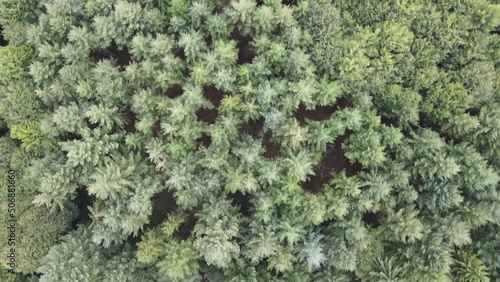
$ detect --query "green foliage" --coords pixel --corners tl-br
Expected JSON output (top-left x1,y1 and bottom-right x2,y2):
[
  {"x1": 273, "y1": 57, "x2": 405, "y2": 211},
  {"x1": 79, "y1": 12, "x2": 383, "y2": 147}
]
[
  {"x1": 460, "y1": 61, "x2": 497, "y2": 105},
  {"x1": 284, "y1": 150, "x2": 315, "y2": 182},
  {"x1": 267, "y1": 246, "x2": 295, "y2": 273},
  {"x1": 243, "y1": 225, "x2": 278, "y2": 264},
  {"x1": 443, "y1": 113, "x2": 480, "y2": 138},
  {"x1": 402, "y1": 129, "x2": 461, "y2": 179},
  {"x1": 276, "y1": 120, "x2": 309, "y2": 150},
  {"x1": 168, "y1": 0, "x2": 190, "y2": 19},
  {"x1": 11, "y1": 205, "x2": 76, "y2": 274},
  {"x1": 228, "y1": 0, "x2": 257, "y2": 31},
  {"x1": 421, "y1": 79, "x2": 474, "y2": 123},
  {"x1": 195, "y1": 218, "x2": 240, "y2": 268},
  {"x1": 136, "y1": 213, "x2": 199, "y2": 280},
  {"x1": 194, "y1": 197, "x2": 240, "y2": 269},
  {"x1": 344, "y1": 129, "x2": 386, "y2": 168},
  {"x1": 0, "y1": 46, "x2": 32, "y2": 84},
  {"x1": 178, "y1": 29, "x2": 208, "y2": 63},
  {"x1": 136, "y1": 228, "x2": 163, "y2": 264},
  {"x1": 453, "y1": 251, "x2": 490, "y2": 282},
  {"x1": 384, "y1": 206, "x2": 424, "y2": 243},
  {"x1": 10, "y1": 119, "x2": 56, "y2": 153},
  {"x1": 0, "y1": 159, "x2": 76, "y2": 274},
  {"x1": 0, "y1": 268, "x2": 34, "y2": 282},
  {"x1": 38, "y1": 226, "x2": 156, "y2": 282},
  {"x1": 0, "y1": 137, "x2": 16, "y2": 168},
  {"x1": 402, "y1": 234, "x2": 454, "y2": 281},
  {"x1": 213, "y1": 40, "x2": 238, "y2": 66},
  {"x1": 298, "y1": 0, "x2": 342, "y2": 78},
  {"x1": 365, "y1": 256, "x2": 405, "y2": 282},
  {"x1": 225, "y1": 166, "x2": 259, "y2": 194},
  {"x1": 297, "y1": 232, "x2": 326, "y2": 270},
  {"x1": 5, "y1": 0, "x2": 500, "y2": 280},
  {"x1": 1, "y1": 22, "x2": 29, "y2": 45},
  {"x1": 0, "y1": 0, "x2": 37, "y2": 24},
  {"x1": 323, "y1": 220, "x2": 368, "y2": 272},
  {"x1": 473, "y1": 225, "x2": 500, "y2": 279},
  {"x1": 157, "y1": 239, "x2": 199, "y2": 281},
  {"x1": 59, "y1": 129, "x2": 120, "y2": 168},
  {"x1": 160, "y1": 212, "x2": 186, "y2": 237},
  {"x1": 474, "y1": 103, "x2": 500, "y2": 167},
  {"x1": 375, "y1": 84, "x2": 421, "y2": 126},
  {"x1": 0, "y1": 48, "x2": 44, "y2": 126},
  {"x1": 471, "y1": 2, "x2": 500, "y2": 32},
  {"x1": 88, "y1": 159, "x2": 133, "y2": 200},
  {"x1": 450, "y1": 144, "x2": 499, "y2": 192}
]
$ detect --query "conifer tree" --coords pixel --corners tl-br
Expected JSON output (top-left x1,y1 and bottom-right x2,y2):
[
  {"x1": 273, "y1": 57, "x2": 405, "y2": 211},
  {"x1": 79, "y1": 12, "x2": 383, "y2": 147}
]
[{"x1": 3, "y1": 0, "x2": 500, "y2": 280}]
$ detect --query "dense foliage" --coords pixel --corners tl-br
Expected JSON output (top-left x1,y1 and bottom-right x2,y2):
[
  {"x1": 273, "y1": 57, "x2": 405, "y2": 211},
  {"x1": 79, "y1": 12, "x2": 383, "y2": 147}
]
[{"x1": 0, "y1": 0, "x2": 499, "y2": 281}]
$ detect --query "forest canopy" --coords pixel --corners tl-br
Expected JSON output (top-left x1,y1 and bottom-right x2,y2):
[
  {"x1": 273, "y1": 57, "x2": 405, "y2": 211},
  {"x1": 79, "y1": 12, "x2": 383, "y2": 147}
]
[{"x1": 0, "y1": 0, "x2": 499, "y2": 281}]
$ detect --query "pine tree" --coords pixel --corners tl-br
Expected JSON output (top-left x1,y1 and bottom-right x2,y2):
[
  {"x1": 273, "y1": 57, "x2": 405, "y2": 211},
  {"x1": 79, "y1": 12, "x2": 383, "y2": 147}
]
[
  {"x1": 213, "y1": 40, "x2": 238, "y2": 67},
  {"x1": 297, "y1": 232, "x2": 326, "y2": 270},
  {"x1": 253, "y1": 5, "x2": 275, "y2": 34},
  {"x1": 228, "y1": 0, "x2": 257, "y2": 32},
  {"x1": 450, "y1": 144, "x2": 499, "y2": 192},
  {"x1": 243, "y1": 224, "x2": 278, "y2": 264},
  {"x1": 92, "y1": 16, "x2": 116, "y2": 48},
  {"x1": 0, "y1": 45, "x2": 33, "y2": 84},
  {"x1": 195, "y1": 218, "x2": 240, "y2": 268},
  {"x1": 10, "y1": 0, "x2": 500, "y2": 280},
  {"x1": 276, "y1": 120, "x2": 309, "y2": 150},
  {"x1": 344, "y1": 129, "x2": 386, "y2": 168},
  {"x1": 225, "y1": 166, "x2": 259, "y2": 194},
  {"x1": 375, "y1": 84, "x2": 421, "y2": 126},
  {"x1": 194, "y1": 196, "x2": 241, "y2": 268},
  {"x1": 297, "y1": 0, "x2": 343, "y2": 78},
  {"x1": 14, "y1": 204, "x2": 76, "y2": 274},
  {"x1": 473, "y1": 224, "x2": 500, "y2": 279},
  {"x1": 365, "y1": 256, "x2": 405, "y2": 282},
  {"x1": 268, "y1": 245, "x2": 295, "y2": 273},
  {"x1": 416, "y1": 180, "x2": 463, "y2": 212},
  {"x1": 59, "y1": 129, "x2": 121, "y2": 168},
  {"x1": 206, "y1": 13, "x2": 232, "y2": 40},
  {"x1": 402, "y1": 233, "x2": 454, "y2": 281},
  {"x1": 383, "y1": 205, "x2": 424, "y2": 244},
  {"x1": 178, "y1": 29, "x2": 207, "y2": 63},
  {"x1": 38, "y1": 226, "x2": 156, "y2": 282},
  {"x1": 85, "y1": 104, "x2": 124, "y2": 131},
  {"x1": 401, "y1": 130, "x2": 461, "y2": 179},
  {"x1": 157, "y1": 239, "x2": 200, "y2": 281},
  {"x1": 88, "y1": 159, "x2": 133, "y2": 200},
  {"x1": 32, "y1": 167, "x2": 77, "y2": 212},
  {"x1": 421, "y1": 78, "x2": 473, "y2": 123},
  {"x1": 10, "y1": 119, "x2": 56, "y2": 153},
  {"x1": 453, "y1": 251, "x2": 490, "y2": 282},
  {"x1": 473, "y1": 103, "x2": 500, "y2": 168}
]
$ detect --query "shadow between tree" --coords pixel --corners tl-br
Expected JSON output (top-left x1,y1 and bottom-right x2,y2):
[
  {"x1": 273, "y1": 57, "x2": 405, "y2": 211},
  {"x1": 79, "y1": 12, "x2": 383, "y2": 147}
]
[
  {"x1": 231, "y1": 28, "x2": 255, "y2": 65},
  {"x1": 228, "y1": 191, "x2": 252, "y2": 217},
  {"x1": 294, "y1": 97, "x2": 353, "y2": 124},
  {"x1": 90, "y1": 42, "x2": 132, "y2": 70},
  {"x1": 301, "y1": 132, "x2": 362, "y2": 194},
  {"x1": 0, "y1": 26, "x2": 8, "y2": 46},
  {"x1": 196, "y1": 85, "x2": 227, "y2": 124},
  {"x1": 165, "y1": 84, "x2": 184, "y2": 99},
  {"x1": 122, "y1": 106, "x2": 137, "y2": 133}
]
